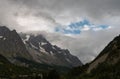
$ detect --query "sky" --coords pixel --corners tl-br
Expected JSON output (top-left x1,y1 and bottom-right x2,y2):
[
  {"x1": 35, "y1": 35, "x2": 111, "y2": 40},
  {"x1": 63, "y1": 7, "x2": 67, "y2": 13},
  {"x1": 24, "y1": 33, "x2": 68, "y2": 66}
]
[{"x1": 0, "y1": 0, "x2": 120, "y2": 63}]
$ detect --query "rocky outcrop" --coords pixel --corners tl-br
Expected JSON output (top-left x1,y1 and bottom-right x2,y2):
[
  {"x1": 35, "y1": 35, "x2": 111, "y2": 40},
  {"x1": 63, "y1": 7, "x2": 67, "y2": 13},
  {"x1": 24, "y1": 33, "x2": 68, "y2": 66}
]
[
  {"x1": 88, "y1": 35, "x2": 120, "y2": 73},
  {"x1": 0, "y1": 26, "x2": 32, "y2": 64},
  {"x1": 20, "y1": 33, "x2": 82, "y2": 67},
  {"x1": 0, "y1": 26, "x2": 82, "y2": 68}
]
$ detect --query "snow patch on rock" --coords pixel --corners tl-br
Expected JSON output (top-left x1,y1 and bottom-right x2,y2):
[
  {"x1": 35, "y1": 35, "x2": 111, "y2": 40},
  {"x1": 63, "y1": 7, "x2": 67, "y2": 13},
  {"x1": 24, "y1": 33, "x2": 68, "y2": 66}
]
[
  {"x1": 66, "y1": 58, "x2": 71, "y2": 63},
  {"x1": 41, "y1": 42, "x2": 47, "y2": 46},
  {"x1": 50, "y1": 51, "x2": 54, "y2": 56},
  {"x1": 0, "y1": 36, "x2": 3, "y2": 38},
  {"x1": 30, "y1": 43, "x2": 38, "y2": 49}
]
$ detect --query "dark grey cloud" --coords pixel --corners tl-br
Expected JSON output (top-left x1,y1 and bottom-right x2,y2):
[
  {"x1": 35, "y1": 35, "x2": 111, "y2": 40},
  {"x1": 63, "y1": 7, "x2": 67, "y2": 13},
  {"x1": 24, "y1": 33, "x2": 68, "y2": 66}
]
[
  {"x1": 1, "y1": 0, "x2": 120, "y2": 27},
  {"x1": 7, "y1": 0, "x2": 120, "y2": 24},
  {"x1": 0, "y1": 0, "x2": 120, "y2": 63}
]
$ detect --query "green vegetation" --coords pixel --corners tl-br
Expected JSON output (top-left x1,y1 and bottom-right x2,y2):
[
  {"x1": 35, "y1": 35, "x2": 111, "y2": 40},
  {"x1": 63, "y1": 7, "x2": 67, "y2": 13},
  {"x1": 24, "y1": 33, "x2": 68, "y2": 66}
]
[
  {"x1": 15, "y1": 57, "x2": 70, "y2": 73},
  {"x1": 0, "y1": 55, "x2": 70, "y2": 79},
  {"x1": 1, "y1": 56, "x2": 120, "y2": 79},
  {"x1": 62, "y1": 61, "x2": 120, "y2": 79},
  {"x1": 1, "y1": 54, "x2": 120, "y2": 79}
]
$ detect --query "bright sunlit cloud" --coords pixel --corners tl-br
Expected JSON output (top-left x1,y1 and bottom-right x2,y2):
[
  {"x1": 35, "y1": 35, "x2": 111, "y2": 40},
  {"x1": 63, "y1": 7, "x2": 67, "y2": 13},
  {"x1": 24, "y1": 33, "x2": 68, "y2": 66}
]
[{"x1": 16, "y1": 16, "x2": 56, "y2": 32}]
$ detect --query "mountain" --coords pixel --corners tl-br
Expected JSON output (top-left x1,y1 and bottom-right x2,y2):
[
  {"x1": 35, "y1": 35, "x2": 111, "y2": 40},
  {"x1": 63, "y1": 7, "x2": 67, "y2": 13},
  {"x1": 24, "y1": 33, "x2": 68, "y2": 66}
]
[
  {"x1": 0, "y1": 54, "x2": 34, "y2": 78},
  {"x1": 87, "y1": 35, "x2": 120, "y2": 73},
  {"x1": 0, "y1": 26, "x2": 82, "y2": 69},
  {"x1": 0, "y1": 26, "x2": 32, "y2": 65},
  {"x1": 20, "y1": 33, "x2": 82, "y2": 67},
  {"x1": 64, "y1": 35, "x2": 120, "y2": 79}
]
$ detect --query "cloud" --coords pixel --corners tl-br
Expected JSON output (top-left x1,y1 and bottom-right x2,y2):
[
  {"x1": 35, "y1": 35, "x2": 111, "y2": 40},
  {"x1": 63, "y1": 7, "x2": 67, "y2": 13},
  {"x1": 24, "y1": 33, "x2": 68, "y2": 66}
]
[
  {"x1": 81, "y1": 25, "x2": 90, "y2": 31},
  {"x1": 0, "y1": 0, "x2": 120, "y2": 63},
  {"x1": 55, "y1": 20, "x2": 110, "y2": 35},
  {"x1": 44, "y1": 26, "x2": 120, "y2": 63},
  {"x1": 4, "y1": 0, "x2": 120, "y2": 27}
]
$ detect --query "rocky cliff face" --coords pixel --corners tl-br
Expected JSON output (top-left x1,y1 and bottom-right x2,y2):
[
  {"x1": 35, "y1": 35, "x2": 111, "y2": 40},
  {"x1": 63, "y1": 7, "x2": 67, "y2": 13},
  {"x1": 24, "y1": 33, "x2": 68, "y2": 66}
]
[
  {"x1": 0, "y1": 26, "x2": 32, "y2": 64},
  {"x1": 0, "y1": 26, "x2": 82, "y2": 67},
  {"x1": 20, "y1": 33, "x2": 82, "y2": 67},
  {"x1": 62, "y1": 35, "x2": 120, "y2": 79},
  {"x1": 88, "y1": 35, "x2": 120, "y2": 73}
]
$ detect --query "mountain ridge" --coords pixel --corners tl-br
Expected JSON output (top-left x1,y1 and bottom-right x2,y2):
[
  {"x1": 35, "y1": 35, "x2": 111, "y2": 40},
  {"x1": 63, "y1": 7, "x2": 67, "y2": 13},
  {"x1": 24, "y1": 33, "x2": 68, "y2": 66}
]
[
  {"x1": 0, "y1": 26, "x2": 82, "y2": 68},
  {"x1": 20, "y1": 33, "x2": 82, "y2": 67},
  {"x1": 87, "y1": 35, "x2": 120, "y2": 73},
  {"x1": 0, "y1": 26, "x2": 32, "y2": 63},
  {"x1": 64, "y1": 34, "x2": 120, "y2": 79}
]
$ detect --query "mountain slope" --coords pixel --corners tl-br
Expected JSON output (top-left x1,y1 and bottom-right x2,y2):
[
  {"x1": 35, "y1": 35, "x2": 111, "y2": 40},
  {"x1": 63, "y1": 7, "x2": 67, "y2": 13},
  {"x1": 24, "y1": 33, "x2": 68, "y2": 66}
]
[
  {"x1": 87, "y1": 35, "x2": 120, "y2": 73},
  {"x1": 20, "y1": 33, "x2": 82, "y2": 67},
  {"x1": 0, "y1": 54, "x2": 34, "y2": 78},
  {"x1": 64, "y1": 35, "x2": 120, "y2": 79},
  {"x1": 0, "y1": 26, "x2": 82, "y2": 69},
  {"x1": 0, "y1": 26, "x2": 32, "y2": 64}
]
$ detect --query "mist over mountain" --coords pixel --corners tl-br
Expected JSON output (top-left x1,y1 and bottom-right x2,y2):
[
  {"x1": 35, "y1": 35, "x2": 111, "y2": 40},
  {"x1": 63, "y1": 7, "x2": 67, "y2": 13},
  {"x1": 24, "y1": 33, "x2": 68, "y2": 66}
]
[
  {"x1": 20, "y1": 32, "x2": 82, "y2": 67},
  {"x1": 0, "y1": 26, "x2": 82, "y2": 68},
  {"x1": 88, "y1": 34, "x2": 120, "y2": 73},
  {"x1": 0, "y1": 0, "x2": 120, "y2": 63},
  {"x1": 0, "y1": 26, "x2": 32, "y2": 63},
  {"x1": 0, "y1": 0, "x2": 120, "y2": 78},
  {"x1": 66, "y1": 34, "x2": 120, "y2": 79},
  {"x1": 0, "y1": 26, "x2": 120, "y2": 79}
]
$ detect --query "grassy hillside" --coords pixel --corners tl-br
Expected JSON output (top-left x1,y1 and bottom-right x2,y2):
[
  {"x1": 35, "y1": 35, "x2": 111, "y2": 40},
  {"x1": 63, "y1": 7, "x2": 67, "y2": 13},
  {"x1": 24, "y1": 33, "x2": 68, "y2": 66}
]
[{"x1": 0, "y1": 54, "x2": 71, "y2": 79}]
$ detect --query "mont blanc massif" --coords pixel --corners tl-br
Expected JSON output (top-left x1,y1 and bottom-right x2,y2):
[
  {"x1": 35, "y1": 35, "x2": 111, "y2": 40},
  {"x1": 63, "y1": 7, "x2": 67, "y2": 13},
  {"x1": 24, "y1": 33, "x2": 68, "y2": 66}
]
[{"x1": 0, "y1": 26, "x2": 120, "y2": 79}]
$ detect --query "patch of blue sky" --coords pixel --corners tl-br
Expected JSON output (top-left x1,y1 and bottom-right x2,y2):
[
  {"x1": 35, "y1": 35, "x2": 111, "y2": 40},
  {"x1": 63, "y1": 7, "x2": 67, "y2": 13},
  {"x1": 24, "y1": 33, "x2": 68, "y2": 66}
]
[
  {"x1": 55, "y1": 27, "x2": 81, "y2": 34},
  {"x1": 68, "y1": 19, "x2": 90, "y2": 29},
  {"x1": 63, "y1": 29, "x2": 81, "y2": 34},
  {"x1": 98, "y1": 25, "x2": 109, "y2": 29},
  {"x1": 55, "y1": 19, "x2": 110, "y2": 35}
]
